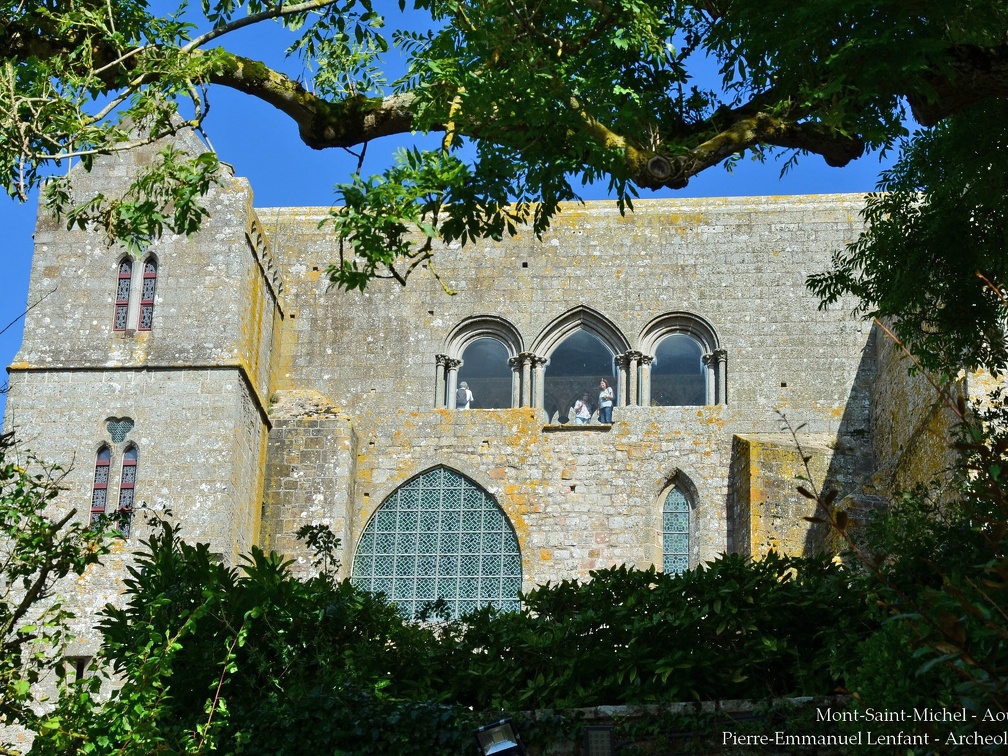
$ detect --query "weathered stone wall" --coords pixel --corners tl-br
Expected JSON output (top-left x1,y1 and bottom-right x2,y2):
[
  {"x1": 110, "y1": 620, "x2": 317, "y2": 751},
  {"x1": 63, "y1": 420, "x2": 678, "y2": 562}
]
[
  {"x1": 261, "y1": 391, "x2": 358, "y2": 574},
  {"x1": 6, "y1": 148, "x2": 884, "y2": 623},
  {"x1": 3, "y1": 137, "x2": 281, "y2": 656},
  {"x1": 13, "y1": 138, "x2": 281, "y2": 412},
  {"x1": 263, "y1": 198, "x2": 873, "y2": 437},
  {"x1": 259, "y1": 196, "x2": 877, "y2": 580},
  {"x1": 869, "y1": 325, "x2": 961, "y2": 495},
  {"x1": 3, "y1": 367, "x2": 266, "y2": 642},
  {"x1": 728, "y1": 434, "x2": 834, "y2": 558}
]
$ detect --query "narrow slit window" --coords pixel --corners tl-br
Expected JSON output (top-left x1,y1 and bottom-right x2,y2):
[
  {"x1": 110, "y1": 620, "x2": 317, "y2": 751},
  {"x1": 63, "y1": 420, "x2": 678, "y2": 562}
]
[
  {"x1": 114, "y1": 259, "x2": 132, "y2": 331},
  {"x1": 117, "y1": 446, "x2": 137, "y2": 537},
  {"x1": 90, "y1": 446, "x2": 111, "y2": 525},
  {"x1": 138, "y1": 258, "x2": 157, "y2": 331}
]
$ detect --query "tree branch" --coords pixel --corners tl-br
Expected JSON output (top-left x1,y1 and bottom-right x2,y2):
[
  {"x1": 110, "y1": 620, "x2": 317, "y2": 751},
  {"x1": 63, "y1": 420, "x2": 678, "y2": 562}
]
[
  {"x1": 207, "y1": 53, "x2": 424, "y2": 148},
  {"x1": 909, "y1": 43, "x2": 1008, "y2": 126}
]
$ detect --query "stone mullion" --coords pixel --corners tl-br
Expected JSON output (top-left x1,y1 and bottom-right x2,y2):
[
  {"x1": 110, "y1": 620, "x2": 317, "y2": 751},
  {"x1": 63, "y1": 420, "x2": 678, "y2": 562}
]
[
  {"x1": 532, "y1": 355, "x2": 547, "y2": 410},
  {"x1": 435, "y1": 354, "x2": 449, "y2": 408},
  {"x1": 518, "y1": 352, "x2": 533, "y2": 407},
  {"x1": 713, "y1": 349, "x2": 728, "y2": 404},
  {"x1": 507, "y1": 355, "x2": 521, "y2": 408},
  {"x1": 626, "y1": 350, "x2": 642, "y2": 406},
  {"x1": 445, "y1": 358, "x2": 462, "y2": 408},
  {"x1": 615, "y1": 354, "x2": 629, "y2": 406},
  {"x1": 702, "y1": 352, "x2": 714, "y2": 405},
  {"x1": 639, "y1": 354, "x2": 654, "y2": 407}
]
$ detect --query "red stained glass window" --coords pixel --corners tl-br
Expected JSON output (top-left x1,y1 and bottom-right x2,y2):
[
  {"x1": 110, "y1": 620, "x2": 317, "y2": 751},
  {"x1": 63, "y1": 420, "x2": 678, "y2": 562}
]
[
  {"x1": 138, "y1": 258, "x2": 157, "y2": 331},
  {"x1": 117, "y1": 446, "x2": 137, "y2": 537},
  {"x1": 114, "y1": 259, "x2": 132, "y2": 331},
  {"x1": 90, "y1": 447, "x2": 111, "y2": 524}
]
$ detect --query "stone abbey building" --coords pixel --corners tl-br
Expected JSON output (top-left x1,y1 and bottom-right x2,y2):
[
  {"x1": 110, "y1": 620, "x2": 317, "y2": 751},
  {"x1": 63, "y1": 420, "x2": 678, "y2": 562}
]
[{"x1": 4, "y1": 134, "x2": 952, "y2": 637}]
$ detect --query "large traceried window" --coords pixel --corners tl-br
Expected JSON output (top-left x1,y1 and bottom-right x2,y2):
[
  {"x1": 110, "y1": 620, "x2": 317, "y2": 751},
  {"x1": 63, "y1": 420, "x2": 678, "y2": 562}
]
[
  {"x1": 456, "y1": 338, "x2": 512, "y2": 409},
  {"x1": 662, "y1": 487, "x2": 691, "y2": 575},
  {"x1": 651, "y1": 334, "x2": 706, "y2": 406},
  {"x1": 543, "y1": 330, "x2": 616, "y2": 423},
  {"x1": 352, "y1": 467, "x2": 522, "y2": 619},
  {"x1": 138, "y1": 258, "x2": 157, "y2": 331},
  {"x1": 113, "y1": 259, "x2": 132, "y2": 331}
]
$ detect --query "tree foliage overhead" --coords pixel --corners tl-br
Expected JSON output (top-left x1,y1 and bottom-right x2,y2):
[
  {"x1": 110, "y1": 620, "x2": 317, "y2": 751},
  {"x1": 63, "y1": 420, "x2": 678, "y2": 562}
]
[
  {"x1": 810, "y1": 101, "x2": 1008, "y2": 375},
  {"x1": 3, "y1": 0, "x2": 1008, "y2": 284}
]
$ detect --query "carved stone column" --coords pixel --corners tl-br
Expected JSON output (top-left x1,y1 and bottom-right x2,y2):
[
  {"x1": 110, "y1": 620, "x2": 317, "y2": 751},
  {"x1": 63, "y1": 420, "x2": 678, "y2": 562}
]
[
  {"x1": 517, "y1": 351, "x2": 534, "y2": 407},
  {"x1": 639, "y1": 354, "x2": 654, "y2": 407},
  {"x1": 615, "y1": 354, "x2": 630, "y2": 407},
  {"x1": 702, "y1": 352, "x2": 714, "y2": 405},
  {"x1": 625, "y1": 350, "x2": 642, "y2": 407},
  {"x1": 444, "y1": 357, "x2": 463, "y2": 408},
  {"x1": 435, "y1": 354, "x2": 449, "y2": 408},
  {"x1": 507, "y1": 355, "x2": 522, "y2": 408},
  {"x1": 712, "y1": 349, "x2": 728, "y2": 404},
  {"x1": 532, "y1": 355, "x2": 548, "y2": 410}
]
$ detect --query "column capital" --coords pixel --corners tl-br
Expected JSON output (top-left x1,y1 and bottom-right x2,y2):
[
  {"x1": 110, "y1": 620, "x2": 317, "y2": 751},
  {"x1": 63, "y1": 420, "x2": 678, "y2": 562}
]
[
  {"x1": 625, "y1": 349, "x2": 643, "y2": 362},
  {"x1": 712, "y1": 348, "x2": 728, "y2": 364},
  {"x1": 436, "y1": 353, "x2": 449, "y2": 367},
  {"x1": 702, "y1": 352, "x2": 713, "y2": 367},
  {"x1": 445, "y1": 357, "x2": 462, "y2": 370},
  {"x1": 615, "y1": 353, "x2": 630, "y2": 369},
  {"x1": 638, "y1": 353, "x2": 654, "y2": 366}
]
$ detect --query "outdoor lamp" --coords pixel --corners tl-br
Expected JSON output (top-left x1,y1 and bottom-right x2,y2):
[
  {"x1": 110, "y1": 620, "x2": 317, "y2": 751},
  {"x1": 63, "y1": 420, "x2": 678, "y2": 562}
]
[{"x1": 474, "y1": 718, "x2": 526, "y2": 756}]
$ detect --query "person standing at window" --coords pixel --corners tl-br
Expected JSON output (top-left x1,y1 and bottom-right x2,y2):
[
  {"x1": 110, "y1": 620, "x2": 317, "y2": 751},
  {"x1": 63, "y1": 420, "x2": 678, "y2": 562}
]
[
  {"x1": 573, "y1": 393, "x2": 592, "y2": 424},
  {"x1": 598, "y1": 379, "x2": 614, "y2": 423},
  {"x1": 456, "y1": 381, "x2": 474, "y2": 409}
]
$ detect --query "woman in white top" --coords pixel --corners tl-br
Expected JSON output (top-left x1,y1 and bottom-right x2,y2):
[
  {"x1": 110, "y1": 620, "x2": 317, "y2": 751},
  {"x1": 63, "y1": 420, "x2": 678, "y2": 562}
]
[{"x1": 598, "y1": 379, "x2": 614, "y2": 423}]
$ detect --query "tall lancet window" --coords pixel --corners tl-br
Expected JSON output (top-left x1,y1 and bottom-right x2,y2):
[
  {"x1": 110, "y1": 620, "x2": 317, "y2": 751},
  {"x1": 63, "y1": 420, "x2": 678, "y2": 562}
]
[
  {"x1": 113, "y1": 259, "x2": 132, "y2": 331},
  {"x1": 90, "y1": 446, "x2": 111, "y2": 525},
  {"x1": 118, "y1": 445, "x2": 137, "y2": 536},
  {"x1": 138, "y1": 258, "x2": 157, "y2": 331}
]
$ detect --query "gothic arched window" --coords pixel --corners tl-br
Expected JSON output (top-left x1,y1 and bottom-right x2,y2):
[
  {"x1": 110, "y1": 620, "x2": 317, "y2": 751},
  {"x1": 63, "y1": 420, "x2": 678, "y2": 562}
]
[
  {"x1": 662, "y1": 487, "x2": 691, "y2": 575},
  {"x1": 651, "y1": 334, "x2": 706, "y2": 406},
  {"x1": 442, "y1": 316, "x2": 523, "y2": 409},
  {"x1": 138, "y1": 258, "x2": 157, "y2": 331},
  {"x1": 457, "y1": 337, "x2": 512, "y2": 409},
  {"x1": 352, "y1": 467, "x2": 522, "y2": 619},
  {"x1": 113, "y1": 259, "x2": 132, "y2": 331},
  {"x1": 639, "y1": 312, "x2": 724, "y2": 405},
  {"x1": 90, "y1": 446, "x2": 111, "y2": 525},
  {"x1": 543, "y1": 330, "x2": 616, "y2": 423},
  {"x1": 118, "y1": 445, "x2": 137, "y2": 536}
]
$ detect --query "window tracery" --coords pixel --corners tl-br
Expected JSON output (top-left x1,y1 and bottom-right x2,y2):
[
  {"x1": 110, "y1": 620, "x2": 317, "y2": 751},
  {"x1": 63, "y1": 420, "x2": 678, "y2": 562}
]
[
  {"x1": 662, "y1": 487, "x2": 691, "y2": 575},
  {"x1": 118, "y1": 446, "x2": 137, "y2": 536},
  {"x1": 113, "y1": 259, "x2": 132, "y2": 331},
  {"x1": 138, "y1": 258, "x2": 157, "y2": 331},
  {"x1": 90, "y1": 446, "x2": 111, "y2": 525},
  {"x1": 352, "y1": 467, "x2": 522, "y2": 619}
]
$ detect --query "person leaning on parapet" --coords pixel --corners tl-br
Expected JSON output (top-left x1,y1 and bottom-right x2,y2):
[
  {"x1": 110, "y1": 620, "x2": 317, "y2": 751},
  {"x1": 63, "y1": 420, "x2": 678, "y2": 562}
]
[
  {"x1": 456, "y1": 381, "x2": 474, "y2": 409},
  {"x1": 598, "y1": 379, "x2": 614, "y2": 424},
  {"x1": 573, "y1": 393, "x2": 592, "y2": 424}
]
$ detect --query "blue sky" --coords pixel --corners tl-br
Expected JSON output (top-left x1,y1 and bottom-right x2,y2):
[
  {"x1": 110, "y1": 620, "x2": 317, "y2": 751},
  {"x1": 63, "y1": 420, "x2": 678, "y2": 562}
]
[{"x1": 0, "y1": 13, "x2": 898, "y2": 423}]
